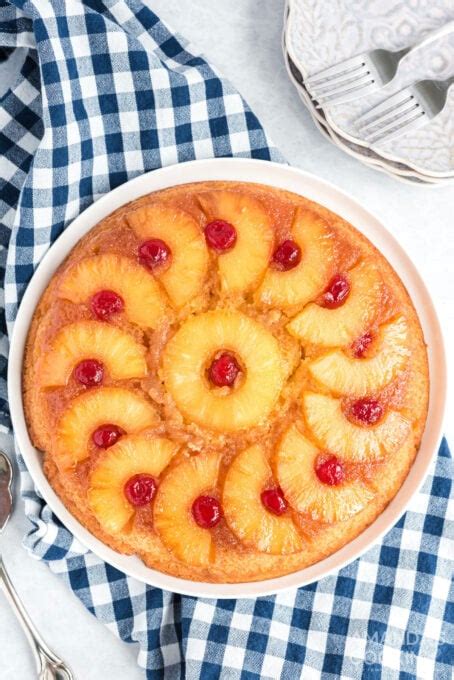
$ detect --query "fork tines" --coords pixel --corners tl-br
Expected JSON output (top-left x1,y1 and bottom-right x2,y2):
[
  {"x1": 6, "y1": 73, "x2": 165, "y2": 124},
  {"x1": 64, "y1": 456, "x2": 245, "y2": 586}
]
[
  {"x1": 305, "y1": 54, "x2": 368, "y2": 87},
  {"x1": 356, "y1": 90, "x2": 425, "y2": 143},
  {"x1": 305, "y1": 54, "x2": 376, "y2": 105}
]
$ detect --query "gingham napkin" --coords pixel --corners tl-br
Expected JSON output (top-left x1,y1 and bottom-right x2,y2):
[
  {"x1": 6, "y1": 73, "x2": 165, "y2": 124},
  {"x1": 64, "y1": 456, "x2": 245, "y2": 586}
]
[{"x1": 1, "y1": 1, "x2": 453, "y2": 678}]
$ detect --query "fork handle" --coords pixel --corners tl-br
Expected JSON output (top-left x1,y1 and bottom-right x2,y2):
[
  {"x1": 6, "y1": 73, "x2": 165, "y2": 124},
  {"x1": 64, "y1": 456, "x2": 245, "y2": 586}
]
[
  {"x1": 407, "y1": 19, "x2": 454, "y2": 57},
  {"x1": 0, "y1": 556, "x2": 73, "y2": 678}
]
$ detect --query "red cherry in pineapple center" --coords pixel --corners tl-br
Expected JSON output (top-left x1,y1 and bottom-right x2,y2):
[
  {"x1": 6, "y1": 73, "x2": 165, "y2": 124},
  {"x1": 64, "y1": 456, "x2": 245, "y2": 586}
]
[
  {"x1": 352, "y1": 332, "x2": 373, "y2": 358},
  {"x1": 315, "y1": 455, "x2": 345, "y2": 486},
  {"x1": 91, "y1": 289, "x2": 124, "y2": 320},
  {"x1": 74, "y1": 359, "x2": 104, "y2": 387},
  {"x1": 92, "y1": 424, "x2": 125, "y2": 449},
  {"x1": 139, "y1": 238, "x2": 171, "y2": 270},
  {"x1": 351, "y1": 398, "x2": 383, "y2": 425},
  {"x1": 261, "y1": 487, "x2": 287, "y2": 515},
  {"x1": 124, "y1": 474, "x2": 157, "y2": 507},
  {"x1": 192, "y1": 495, "x2": 222, "y2": 528},
  {"x1": 208, "y1": 352, "x2": 241, "y2": 387},
  {"x1": 271, "y1": 240, "x2": 302, "y2": 271},
  {"x1": 204, "y1": 220, "x2": 237, "y2": 251},
  {"x1": 321, "y1": 274, "x2": 350, "y2": 309}
]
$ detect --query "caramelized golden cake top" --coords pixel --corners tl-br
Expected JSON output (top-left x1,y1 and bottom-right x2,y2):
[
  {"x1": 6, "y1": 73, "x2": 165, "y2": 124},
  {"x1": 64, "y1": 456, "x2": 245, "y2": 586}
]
[{"x1": 23, "y1": 181, "x2": 429, "y2": 583}]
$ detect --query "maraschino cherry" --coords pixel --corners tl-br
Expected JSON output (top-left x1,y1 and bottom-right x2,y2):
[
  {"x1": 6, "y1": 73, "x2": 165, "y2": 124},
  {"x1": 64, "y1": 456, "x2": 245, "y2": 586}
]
[
  {"x1": 271, "y1": 240, "x2": 301, "y2": 271},
  {"x1": 138, "y1": 238, "x2": 171, "y2": 269},
  {"x1": 352, "y1": 332, "x2": 373, "y2": 358},
  {"x1": 204, "y1": 220, "x2": 237, "y2": 251},
  {"x1": 74, "y1": 359, "x2": 104, "y2": 387},
  {"x1": 92, "y1": 424, "x2": 125, "y2": 449},
  {"x1": 321, "y1": 274, "x2": 350, "y2": 309},
  {"x1": 261, "y1": 487, "x2": 288, "y2": 515},
  {"x1": 351, "y1": 398, "x2": 383, "y2": 426},
  {"x1": 208, "y1": 352, "x2": 241, "y2": 387},
  {"x1": 192, "y1": 495, "x2": 222, "y2": 528},
  {"x1": 315, "y1": 455, "x2": 345, "y2": 486},
  {"x1": 124, "y1": 474, "x2": 157, "y2": 506},
  {"x1": 91, "y1": 290, "x2": 124, "y2": 320}
]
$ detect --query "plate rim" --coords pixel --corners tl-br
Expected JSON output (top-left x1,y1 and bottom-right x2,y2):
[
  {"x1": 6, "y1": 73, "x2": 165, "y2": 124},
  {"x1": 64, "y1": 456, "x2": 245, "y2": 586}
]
[{"x1": 7, "y1": 157, "x2": 447, "y2": 598}]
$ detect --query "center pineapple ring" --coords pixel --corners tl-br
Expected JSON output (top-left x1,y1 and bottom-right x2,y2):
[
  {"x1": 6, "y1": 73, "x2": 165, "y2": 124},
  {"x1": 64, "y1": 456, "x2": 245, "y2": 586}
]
[{"x1": 162, "y1": 310, "x2": 286, "y2": 432}]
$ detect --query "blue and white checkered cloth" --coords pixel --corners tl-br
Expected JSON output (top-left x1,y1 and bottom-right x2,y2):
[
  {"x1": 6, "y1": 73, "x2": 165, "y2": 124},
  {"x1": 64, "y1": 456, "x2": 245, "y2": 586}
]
[{"x1": 1, "y1": 1, "x2": 453, "y2": 678}]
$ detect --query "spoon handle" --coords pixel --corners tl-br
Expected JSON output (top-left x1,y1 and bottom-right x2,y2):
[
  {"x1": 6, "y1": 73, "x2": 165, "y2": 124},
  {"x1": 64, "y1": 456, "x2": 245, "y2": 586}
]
[{"x1": 0, "y1": 556, "x2": 74, "y2": 679}]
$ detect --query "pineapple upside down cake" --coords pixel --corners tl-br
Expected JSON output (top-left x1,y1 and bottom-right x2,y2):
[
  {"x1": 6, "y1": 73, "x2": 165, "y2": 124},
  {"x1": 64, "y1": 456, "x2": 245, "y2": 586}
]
[{"x1": 23, "y1": 181, "x2": 429, "y2": 583}]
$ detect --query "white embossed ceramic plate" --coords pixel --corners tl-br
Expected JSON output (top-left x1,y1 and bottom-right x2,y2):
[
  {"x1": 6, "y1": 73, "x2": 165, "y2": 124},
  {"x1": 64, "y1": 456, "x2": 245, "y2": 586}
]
[
  {"x1": 8, "y1": 159, "x2": 446, "y2": 598},
  {"x1": 286, "y1": 0, "x2": 454, "y2": 177},
  {"x1": 283, "y1": 41, "x2": 454, "y2": 186},
  {"x1": 283, "y1": 41, "x2": 450, "y2": 186}
]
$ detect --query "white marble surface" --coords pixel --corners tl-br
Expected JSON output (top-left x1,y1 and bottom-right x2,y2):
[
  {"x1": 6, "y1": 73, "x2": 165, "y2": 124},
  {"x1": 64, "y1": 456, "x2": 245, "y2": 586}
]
[{"x1": 0, "y1": 1, "x2": 452, "y2": 678}]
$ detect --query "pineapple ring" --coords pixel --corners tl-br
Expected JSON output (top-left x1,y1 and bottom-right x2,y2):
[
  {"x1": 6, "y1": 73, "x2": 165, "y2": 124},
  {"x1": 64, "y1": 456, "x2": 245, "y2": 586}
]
[
  {"x1": 276, "y1": 426, "x2": 374, "y2": 523},
  {"x1": 308, "y1": 316, "x2": 409, "y2": 395},
  {"x1": 58, "y1": 253, "x2": 167, "y2": 329},
  {"x1": 198, "y1": 191, "x2": 274, "y2": 294},
  {"x1": 255, "y1": 208, "x2": 335, "y2": 309},
  {"x1": 287, "y1": 261, "x2": 383, "y2": 347},
  {"x1": 223, "y1": 444, "x2": 303, "y2": 554},
  {"x1": 162, "y1": 310, "x2": 286, "y2": 431},
  {"x1": 126, "y1": 203, "x2": 209, "y2": 309},
  {"x1": 154, "y1": 452, "x2": 221, "y2": 566},
  {"x1": 88, "y1": 434, "x2": 179, "y2": 534},
  {"x1": 40, "y1": 320, "x2": 148, "y2": 387},
  {"x1": 54, "y1": 387, "x2": 158, "y2": 470},
  {"x1": 303, "y1": 392, "x2": 411, "y2": 462}
]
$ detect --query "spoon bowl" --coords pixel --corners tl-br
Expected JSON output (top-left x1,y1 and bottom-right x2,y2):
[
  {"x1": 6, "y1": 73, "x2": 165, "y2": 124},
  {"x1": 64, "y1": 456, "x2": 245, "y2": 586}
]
[{"x1": 0, "y1": 451, "x2": 12, "y2": 532}]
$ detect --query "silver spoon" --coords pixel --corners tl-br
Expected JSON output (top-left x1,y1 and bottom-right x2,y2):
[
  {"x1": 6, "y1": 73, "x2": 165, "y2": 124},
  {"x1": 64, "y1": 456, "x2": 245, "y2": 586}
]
[{"x1": 0, "y1": 450, "x2": 74, "y2": 679}]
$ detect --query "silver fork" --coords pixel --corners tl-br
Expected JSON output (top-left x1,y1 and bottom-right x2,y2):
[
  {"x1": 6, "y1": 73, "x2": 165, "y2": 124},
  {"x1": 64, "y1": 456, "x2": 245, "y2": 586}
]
[
  {"x1": 356, "y1": 76, "x2": 454, "y2": 145},
  {"x1": 304, "y1": 20, "x2": 454, "y2": 106}
]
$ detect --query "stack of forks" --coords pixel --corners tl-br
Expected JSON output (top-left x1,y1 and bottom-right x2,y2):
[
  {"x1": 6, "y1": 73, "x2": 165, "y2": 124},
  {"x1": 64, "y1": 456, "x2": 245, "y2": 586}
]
[{"x1": 284, "y1": 0, "x2": 454, "y2": 185}]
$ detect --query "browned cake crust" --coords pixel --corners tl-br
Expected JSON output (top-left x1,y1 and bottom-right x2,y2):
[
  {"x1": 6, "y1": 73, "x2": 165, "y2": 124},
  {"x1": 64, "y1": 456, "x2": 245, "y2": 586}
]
[{"x1": 23, "y1": 181, "x2": 429, "y2": 583}]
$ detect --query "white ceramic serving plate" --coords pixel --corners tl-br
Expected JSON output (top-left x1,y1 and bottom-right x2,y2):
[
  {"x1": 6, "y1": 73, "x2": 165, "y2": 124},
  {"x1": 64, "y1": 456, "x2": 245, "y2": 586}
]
[{"x1": 8, "y1": 158, "x2": 446, "y2": 599}]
